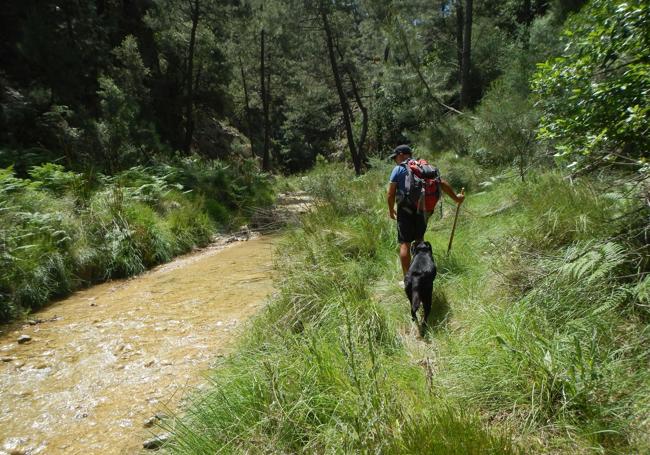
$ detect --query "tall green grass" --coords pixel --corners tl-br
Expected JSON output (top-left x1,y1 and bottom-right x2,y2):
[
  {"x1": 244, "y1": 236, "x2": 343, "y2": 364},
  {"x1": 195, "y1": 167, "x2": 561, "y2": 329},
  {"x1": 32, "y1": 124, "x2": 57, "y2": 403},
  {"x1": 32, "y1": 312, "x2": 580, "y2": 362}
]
[
  {"x1": 164, "y1": 162, "x2": 518, "y2": 454},
  {"x1": 415, "y1": 170, "x2": 649, "y2": 452},
  {"x1": 166, "y1": 162, "x2": 647, "y2": 453},
  {"x1": 0, "y1": 158, "x2": 273, "y2": 321}
]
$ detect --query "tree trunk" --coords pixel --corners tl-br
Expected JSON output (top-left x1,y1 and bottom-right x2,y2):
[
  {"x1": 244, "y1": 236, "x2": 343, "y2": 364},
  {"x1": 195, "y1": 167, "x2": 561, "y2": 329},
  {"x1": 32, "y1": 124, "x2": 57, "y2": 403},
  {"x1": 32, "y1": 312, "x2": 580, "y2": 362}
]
[
  {"x1": 238, "y1": 54, "x2": 254, "y2": 155},
  {"x1": 260, "y1": 28, "x2": 271, "y2": 171},
  {"x1": 334, "y1": 42, "x2": 369, "y2": 167},
  {"x1": 455, "y1": 0, "x2": 463, "y2": 87},
  {"x1": 266, "y1": 60, "x2": 273, "y2": 164},
  {"x1": 349, "y1": 77, "x2": 368, "y2": 167},
  {"x1": 459, "y1": 0, "x2": 473, "y2": 108},
  {"x1": 183, "y1": 0, "x2": 200, "y2": 155},
  {"x1": 320, "y1": 4, "x2": 362, "y2": 175}
]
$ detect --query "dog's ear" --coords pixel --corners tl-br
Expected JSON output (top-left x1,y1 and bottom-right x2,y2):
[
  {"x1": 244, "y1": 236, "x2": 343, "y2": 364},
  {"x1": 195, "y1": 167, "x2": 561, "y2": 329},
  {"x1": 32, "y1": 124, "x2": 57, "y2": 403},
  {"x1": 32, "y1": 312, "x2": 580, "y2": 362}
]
[{"x1": 424, "y1": 241, "x2": 432, "y2": 251}]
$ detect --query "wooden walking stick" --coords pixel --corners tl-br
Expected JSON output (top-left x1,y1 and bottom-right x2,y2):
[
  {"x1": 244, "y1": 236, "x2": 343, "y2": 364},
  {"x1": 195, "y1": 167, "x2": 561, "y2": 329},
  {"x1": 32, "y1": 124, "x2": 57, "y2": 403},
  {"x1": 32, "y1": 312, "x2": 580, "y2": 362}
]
[{"x1": 446, "y1": 188, "x2": 465, "y2": 256}]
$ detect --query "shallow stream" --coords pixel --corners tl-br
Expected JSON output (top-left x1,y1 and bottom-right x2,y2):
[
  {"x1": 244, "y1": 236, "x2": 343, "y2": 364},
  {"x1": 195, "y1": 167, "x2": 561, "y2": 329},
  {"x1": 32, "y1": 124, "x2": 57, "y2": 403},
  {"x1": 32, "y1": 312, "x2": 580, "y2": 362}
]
[{"x1": 0, "y1": 235, "x2": 276, "y2": 454}]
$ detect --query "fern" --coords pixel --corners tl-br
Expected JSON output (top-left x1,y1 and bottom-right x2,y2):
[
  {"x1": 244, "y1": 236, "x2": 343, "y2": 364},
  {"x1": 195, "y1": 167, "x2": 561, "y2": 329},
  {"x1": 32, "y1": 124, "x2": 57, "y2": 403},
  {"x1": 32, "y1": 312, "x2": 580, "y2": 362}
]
[
  {"x1": 633, "y1": 275, "x2": 650, "y2": 305},
  {"x1": 559, "y1": 242, "x2": 627, "y2": 284}
]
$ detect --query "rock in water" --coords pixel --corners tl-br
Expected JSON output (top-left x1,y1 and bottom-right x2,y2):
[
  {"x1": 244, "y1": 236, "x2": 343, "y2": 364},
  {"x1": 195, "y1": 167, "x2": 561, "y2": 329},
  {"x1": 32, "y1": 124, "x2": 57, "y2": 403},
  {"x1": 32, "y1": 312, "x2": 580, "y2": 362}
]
[
  {"x1": 17, "y1": 335, "x2": 31, "y2": 344},
  {"x1": 143, "y1": 433, "x2": 171, "y2": 450},
  {"x1": 143, "y1": 417, "x2": 156, "y2": 428},
  {"x1": 143, "y1": 414, "x2": 166, "y2": 428}
]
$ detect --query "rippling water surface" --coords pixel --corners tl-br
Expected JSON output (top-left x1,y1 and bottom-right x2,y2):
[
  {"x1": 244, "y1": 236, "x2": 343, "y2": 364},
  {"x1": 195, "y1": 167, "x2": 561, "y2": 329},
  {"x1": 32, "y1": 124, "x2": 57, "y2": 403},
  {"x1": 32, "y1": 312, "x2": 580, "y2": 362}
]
[{"x1": 0, "y1": 236, "x2": 276, "y2": 454}]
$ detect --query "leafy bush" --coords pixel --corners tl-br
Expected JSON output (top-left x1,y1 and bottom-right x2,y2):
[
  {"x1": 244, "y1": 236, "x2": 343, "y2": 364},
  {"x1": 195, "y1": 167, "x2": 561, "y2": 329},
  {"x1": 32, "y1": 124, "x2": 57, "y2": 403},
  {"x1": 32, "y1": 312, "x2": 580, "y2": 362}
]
[
  {"x1": 124, "y1": 202, "x2": 175, "y2": 266},
  {"x1": 533, "y1": 0, "x2": 650, "y2": 176},
  {"x1": 433, "y1": 152, "x2": 485, "y2": 193},
  {"x1": 167, "y1": 201, "x2": 213, "y2": 253},
  {"x1": 470, "y1": 79, "x2": 540, "y2": 181},
  {"x1": 426, "y1": 114, "x2": 474, "y2": 156},
  {"x1": 28, "y1": 163, "x2": 82, "y2": 194}
]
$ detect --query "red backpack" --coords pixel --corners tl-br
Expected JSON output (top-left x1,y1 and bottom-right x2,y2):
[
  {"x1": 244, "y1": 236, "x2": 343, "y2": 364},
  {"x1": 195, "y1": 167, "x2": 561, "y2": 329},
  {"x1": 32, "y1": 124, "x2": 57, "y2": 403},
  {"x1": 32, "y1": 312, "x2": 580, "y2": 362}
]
[{"x1": 400, "y1": 159, "x2": 441, "y2": 212}]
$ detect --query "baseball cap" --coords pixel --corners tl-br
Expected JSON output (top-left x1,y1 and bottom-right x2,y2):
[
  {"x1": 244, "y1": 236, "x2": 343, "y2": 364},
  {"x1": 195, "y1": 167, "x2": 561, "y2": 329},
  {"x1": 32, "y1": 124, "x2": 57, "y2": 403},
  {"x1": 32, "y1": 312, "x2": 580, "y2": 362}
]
[{"x1": 388, "y1": 144, "x2": 412, "y2": 160}]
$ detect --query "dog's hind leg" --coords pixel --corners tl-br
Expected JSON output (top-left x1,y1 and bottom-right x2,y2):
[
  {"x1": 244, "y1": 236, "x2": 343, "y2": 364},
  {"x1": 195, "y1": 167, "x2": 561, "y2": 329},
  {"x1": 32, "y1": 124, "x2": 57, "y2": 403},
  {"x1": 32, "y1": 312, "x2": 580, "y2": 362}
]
[
  {"x1": 410, "y1": 290, "x2": 421, "y2": 323},
  {"x1": 421, "y1": 284, "x2": 433, "y2": 326},
  {"x1": 404, "y1": 274, "x2": 417, "y2": 322}
]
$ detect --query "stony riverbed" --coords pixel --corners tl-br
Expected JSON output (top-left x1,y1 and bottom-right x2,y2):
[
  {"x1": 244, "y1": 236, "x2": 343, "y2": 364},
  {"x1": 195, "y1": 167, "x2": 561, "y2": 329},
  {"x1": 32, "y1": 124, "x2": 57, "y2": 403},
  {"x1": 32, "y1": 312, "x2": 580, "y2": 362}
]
[{"x1": 0, "y1": 235, "x2": 277, "y2": 455}]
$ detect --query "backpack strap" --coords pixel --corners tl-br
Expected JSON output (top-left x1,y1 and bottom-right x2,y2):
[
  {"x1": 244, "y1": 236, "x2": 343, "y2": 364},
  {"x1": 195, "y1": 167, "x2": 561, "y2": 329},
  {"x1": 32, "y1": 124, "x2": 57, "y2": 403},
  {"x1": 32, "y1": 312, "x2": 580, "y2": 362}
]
[
  {"x1": 397, "y1": 159, "x2": 418, "y2": 212},
  {"x1": 399, "y1": 158, "x2": 414, "y2": 196}
]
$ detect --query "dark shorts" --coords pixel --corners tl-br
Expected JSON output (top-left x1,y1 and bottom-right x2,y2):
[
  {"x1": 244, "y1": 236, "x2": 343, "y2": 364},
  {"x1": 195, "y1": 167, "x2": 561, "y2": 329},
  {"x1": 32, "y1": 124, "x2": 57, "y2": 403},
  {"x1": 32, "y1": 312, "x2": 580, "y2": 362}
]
[{"x1": 396, "y1": 207, "x2": 431, "y2": 244}]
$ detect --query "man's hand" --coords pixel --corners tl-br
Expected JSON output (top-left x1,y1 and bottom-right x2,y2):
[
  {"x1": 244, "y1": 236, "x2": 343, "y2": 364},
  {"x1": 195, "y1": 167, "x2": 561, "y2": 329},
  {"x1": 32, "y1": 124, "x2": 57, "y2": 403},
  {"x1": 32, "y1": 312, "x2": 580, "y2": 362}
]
[
  {"x1": 440, "y1": 180, "x2": 466, "y2": 205},
  {"x1": 389, "y1": 208, "x2": 396, "y2": 220}
]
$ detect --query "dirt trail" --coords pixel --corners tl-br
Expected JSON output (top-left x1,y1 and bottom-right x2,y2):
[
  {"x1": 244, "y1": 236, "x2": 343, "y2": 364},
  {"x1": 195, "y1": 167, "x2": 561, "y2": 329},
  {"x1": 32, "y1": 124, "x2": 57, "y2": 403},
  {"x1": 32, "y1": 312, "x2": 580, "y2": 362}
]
[{"x1": 0, "y1": 234, "x2": 277, "y2": 455}]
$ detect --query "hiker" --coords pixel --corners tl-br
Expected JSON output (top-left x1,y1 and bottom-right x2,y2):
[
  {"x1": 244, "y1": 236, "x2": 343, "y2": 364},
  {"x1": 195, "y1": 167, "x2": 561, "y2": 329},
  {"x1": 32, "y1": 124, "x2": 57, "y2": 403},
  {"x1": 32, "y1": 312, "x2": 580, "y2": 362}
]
[{"x1": 387, "y1": 144, "x2": 465, "y2": 276}]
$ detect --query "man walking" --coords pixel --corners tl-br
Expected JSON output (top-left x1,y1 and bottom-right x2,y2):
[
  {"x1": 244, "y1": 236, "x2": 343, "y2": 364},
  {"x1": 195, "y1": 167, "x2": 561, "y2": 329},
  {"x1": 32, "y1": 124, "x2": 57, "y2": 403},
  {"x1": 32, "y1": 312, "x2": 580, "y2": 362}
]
[{"x1": 387, "y1": 144, "x2": 465, "y2": 275}]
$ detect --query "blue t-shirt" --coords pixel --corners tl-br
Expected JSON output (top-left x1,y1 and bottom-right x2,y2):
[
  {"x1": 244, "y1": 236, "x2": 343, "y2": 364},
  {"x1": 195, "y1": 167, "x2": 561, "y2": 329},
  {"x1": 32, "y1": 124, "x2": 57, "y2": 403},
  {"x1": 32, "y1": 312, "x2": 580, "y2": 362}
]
[{"x1": 389, "y1": 159, "x2": 410, "y2": 194}]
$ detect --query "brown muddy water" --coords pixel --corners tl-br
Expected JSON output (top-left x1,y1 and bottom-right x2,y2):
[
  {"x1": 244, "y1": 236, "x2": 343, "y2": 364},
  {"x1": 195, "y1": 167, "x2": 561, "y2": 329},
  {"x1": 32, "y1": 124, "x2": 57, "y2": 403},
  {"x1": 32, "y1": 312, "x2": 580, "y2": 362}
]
[{"x1": 0, "y1": 235, "x2": 277, "y2": 454}]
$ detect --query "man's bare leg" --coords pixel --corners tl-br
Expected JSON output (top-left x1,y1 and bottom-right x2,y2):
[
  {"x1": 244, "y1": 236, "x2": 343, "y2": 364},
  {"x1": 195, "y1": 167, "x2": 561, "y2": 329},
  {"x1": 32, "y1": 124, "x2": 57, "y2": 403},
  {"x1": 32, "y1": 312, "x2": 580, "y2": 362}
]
[{"x1": 399, "y1": 242, "x2": 411, "y2": 275}]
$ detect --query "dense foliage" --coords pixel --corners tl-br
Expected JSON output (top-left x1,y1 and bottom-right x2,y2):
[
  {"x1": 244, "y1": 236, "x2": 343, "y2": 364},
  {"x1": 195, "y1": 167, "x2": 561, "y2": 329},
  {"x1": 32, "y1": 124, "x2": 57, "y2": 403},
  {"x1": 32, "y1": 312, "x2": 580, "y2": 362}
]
[
  {"x1": 533, "y1": 0, "x2": 649, "y2": 175},
  {"x1": 0, "y1": 159, "x2": 272, "y2": 321},
  {"x1": 0, "y1": 0, "x2": 577, "y2": 174}
]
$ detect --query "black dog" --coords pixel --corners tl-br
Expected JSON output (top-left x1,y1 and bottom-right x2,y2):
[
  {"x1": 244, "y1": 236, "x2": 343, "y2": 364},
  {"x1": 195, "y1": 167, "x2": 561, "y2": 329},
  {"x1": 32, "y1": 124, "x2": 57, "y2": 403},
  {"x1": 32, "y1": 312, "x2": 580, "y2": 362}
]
[{"x1": 404, "y1": 241, "x2": 437, "y2": 325}]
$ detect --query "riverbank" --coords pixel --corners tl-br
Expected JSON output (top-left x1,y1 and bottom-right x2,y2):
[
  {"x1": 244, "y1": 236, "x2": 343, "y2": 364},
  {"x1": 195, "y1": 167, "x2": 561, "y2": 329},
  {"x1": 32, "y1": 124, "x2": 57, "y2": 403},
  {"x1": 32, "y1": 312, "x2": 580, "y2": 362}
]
[{"x1": 0, "y1": 158, "x2": 274, "y2": 322}]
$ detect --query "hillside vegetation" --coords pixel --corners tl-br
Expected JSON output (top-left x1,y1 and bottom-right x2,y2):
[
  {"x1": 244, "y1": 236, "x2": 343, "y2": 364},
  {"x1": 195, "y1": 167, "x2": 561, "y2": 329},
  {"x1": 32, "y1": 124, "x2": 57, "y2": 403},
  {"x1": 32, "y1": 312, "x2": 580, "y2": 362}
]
[
  {"x1": 164, "y1": 159, "x2": 648, "y2": 453},
  {"x1": 3, "y1": 0, "x2": 647, "y2": 323}
]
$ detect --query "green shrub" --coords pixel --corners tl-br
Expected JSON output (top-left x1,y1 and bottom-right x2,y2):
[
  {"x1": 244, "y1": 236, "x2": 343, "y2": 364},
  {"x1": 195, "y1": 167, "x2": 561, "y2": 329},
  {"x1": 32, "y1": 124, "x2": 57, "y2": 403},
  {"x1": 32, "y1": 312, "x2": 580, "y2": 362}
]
[
  {"x1": 202, "y1": 198, "x2": 228, "y2": 225},
  {"x1": 124, "y1": 202, "x2": 174, "y2": 266},
  {"x1": 425, "y1": 114, "x2": 474, "y2": 156},
  {"x1": 101, "y1": 223, "x2": 145, "y2": 278},
  {"x1": 470, "y1": 80, "x2": 540, "y2": 181},
  {"x1": 433, "y1": 152, "x2": 485, "y2": 193},
  {"x1": 165, "y1": 156, "x2": 273, "y2": 211},
  {"x1": 166, "y1": 200, "x2": 213, "y2": 253},
  {"x1": 29, "y1": 163, "x2": 83, "y2": 195},
  {"x1": 532, "y1": 0, "x2": 650, "y2": 177}
]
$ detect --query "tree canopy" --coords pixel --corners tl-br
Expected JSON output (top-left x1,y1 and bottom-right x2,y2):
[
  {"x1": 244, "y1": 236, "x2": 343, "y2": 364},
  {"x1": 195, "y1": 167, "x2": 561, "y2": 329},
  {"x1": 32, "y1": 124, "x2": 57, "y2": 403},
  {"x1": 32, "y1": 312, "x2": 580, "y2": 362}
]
[{"x1": 2, "y1": 0, "x2": 647, "y2": 179}]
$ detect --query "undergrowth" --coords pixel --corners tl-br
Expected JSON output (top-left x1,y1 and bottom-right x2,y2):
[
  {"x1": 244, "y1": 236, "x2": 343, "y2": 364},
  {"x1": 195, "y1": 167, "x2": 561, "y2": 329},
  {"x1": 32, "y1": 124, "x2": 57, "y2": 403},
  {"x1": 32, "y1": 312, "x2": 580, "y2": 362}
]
[
  {"x1": 0, "y1": 158, "x2": 273, "y2": 321},
  {"x1": 165, "y1": 160, "x2": 648, "y2": 454}
]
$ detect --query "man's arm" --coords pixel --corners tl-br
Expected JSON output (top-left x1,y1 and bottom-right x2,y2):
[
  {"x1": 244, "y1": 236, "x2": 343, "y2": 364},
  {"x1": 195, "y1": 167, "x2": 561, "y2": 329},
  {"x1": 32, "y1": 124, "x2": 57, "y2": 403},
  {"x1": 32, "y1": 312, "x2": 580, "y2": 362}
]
[
  {"x1": 387, "y1": 182, "x2": 397, "y2": 219},
  {"x1": 439, "y1": 179, "x2": 465, "y2": 204}
]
